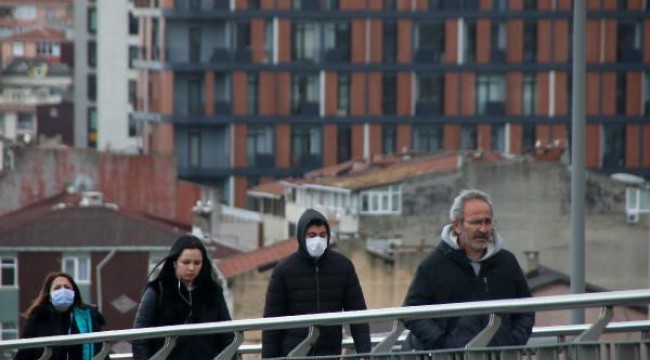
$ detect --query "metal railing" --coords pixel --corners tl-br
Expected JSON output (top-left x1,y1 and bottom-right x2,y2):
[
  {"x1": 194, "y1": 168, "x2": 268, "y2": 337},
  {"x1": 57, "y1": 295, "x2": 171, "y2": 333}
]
[{"x1": 1, "y1": 289, "x2": 649, "y2": 359}]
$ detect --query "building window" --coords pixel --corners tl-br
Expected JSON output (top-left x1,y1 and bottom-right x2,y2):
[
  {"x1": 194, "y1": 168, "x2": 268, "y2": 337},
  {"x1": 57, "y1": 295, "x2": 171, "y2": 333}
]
[
  {"x1": 62, "y1": 256, "x2": 90, "y2": 284},
  {"x1": 88, "y1": 107, "x2": 97, "y2": 148},
  {"x1": 491, "y1": 124, "x2": 506, "y2": 152},
  {"x1": 523, "y1": 73, "x2": 537, "y2": 116},
  {"x1": 247, "y1": 125, "x2": 274, "y2": 167},
  {"x1": 491, "y1": 21, "x2": 507, "y2": 62},
  {"x1": 384, "y1": 0, "x2": 397, "y2": 9},
  {"x1": 323, "y1": 22, "x2": 350, "y2": 63},
  {"x1": 337, "y1": 124, "x2": 352, "y2": 163},
  {"x1": 493, "y1": 0, "x2": 508, "y2": 10},
  {"x1": 382, "y1": 125, "x2": 396, "y2": 154},
  {"x1": 189, "y1": 26, "x2": 201, "y2": 62},
  {"x1": 291, "y1": 73, "x2": 319, "y2": 115},
  {"x1": 414, "y1": 21, "x2": 445, "y2": 63},
  {"x1": 88, "y1": 41, "x2": 96, "y2": 67},
  {"x1": 0, "y1": 322, "x2": 17, "y2": 341},
  {"x1": 337, "y1": 73, "x2": 350, "y2": 115},
  {"x1": 460, "y1": 124, "x2": 477, "y2": 149},
  {"x1": 382, "y1": 21, "x2": 397, "y2": 62},
  {"x1": 14, "y1": 5, "x2": 37, "y2": 20},
  {"x1": 292, "y1": 22, "x2": 318, "y2": 62},
  {"x1": 382, "y1": 72, "x2": 397, "y2": 115},
  {"x1": 247, "y1": 73, "x2": 258, "y2": 115},
  {"x1": 264, "y1": 19, "x2": 274, "y2": 63},
  {"x1": 617, "y1": 21, "x2": 642, "y2": 63},
  {"x1": 293, "y1": 0, "x2": 338, "y2": 10},
  {"x1": 477, "y1": 74, "x2": 505, "y2": 115},
  {"x1": 523, "y1": 0, "x2": 537, "y2": 10},
  {"x1": 416, "y1": 74, "x2": 444, "y2": 115},
  {"x1": 87, "y1": 8, "x2": 96, "y2": 34},
  {"x1": 88, "y1": 74, "x2": 96, "y2": 101},
  {"x1": 360, "y1": 185, "x2": 402, "y2": 214},
  {"x1": 523, "y1": 21, "x2": 537, "y2": 63},
  {"x1": 522, "y1": 123, "x2": 536, "y2": 152},
  {"x1": 463, "y1": 20, "x2": 476, "y2": 63},
  {"x1": 128, "y1": 80, "x2": 137, "y2": 106},
  {"x1": 187, "y1": 76, "x2": 203, "y2": 115},
  {"x1": 616, "y1": 72, "x2": 626, "y2": 115},
  {"x1": 37, "y1": 42, "x2": 60, "y2": 56},
  {"x1": 128, "y1": 114, "x2": 137, "y2": 137},
  {"x1": 215, "y1": 72, "x2": 232, "y2": 114},
  {"x1": 236, "y1": 21, "x2": 252, "y2": 62},
  {"x1": 291, "y1": 125, "x2": 322, "y2": 167},
  {"x1": 413, "y1": 124, "x2": 443, "y2": 153},
  {"x1": 129, "y1": 45, "x2": 139, "y2": 68},
  {"x1": 189, "y1": 130, "x2": 201, "y2": 168},
  {"x1": 0, "y1": 258, "x2": 17, "y2": 287},
  {"x1": 602, "y1": 124, "x2": 625, "y2": 169},
  {"x1": 129, "y1": 13, "x2": 139, "y2": 35},
  {"x1": 17, "y1": 113, "x2": 33, "y2": 131},
  {"x1": 12, "y1": 42, "x2": 24, "y2": 56},
  {"x1": 644, "y1": 72, "x2": 650, "y2": 114}
]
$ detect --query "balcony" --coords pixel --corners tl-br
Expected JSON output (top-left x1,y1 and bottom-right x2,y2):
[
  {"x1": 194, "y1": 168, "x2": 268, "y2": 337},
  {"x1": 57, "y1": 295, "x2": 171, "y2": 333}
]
[
  {"x1": 491, "y1": 48, "x2": 506, "y2": 63},
  {"x1": 323, "y1": 47, "x2": 350, "y2": 63},
  {"x1": 214, "y1": 101, "x2": 232, "y2": 115},
  {"x1": 249, "y1": 154, "x2": 275, "y2": 169},
  {"x1": 485, "y1": 101, "x2": 505, "y2": 115},
  {"x1": 415, "y1": 101, "x2": 443, "y2": 115},
  {"x1": 414, "y1": 47, "x2": 444, "y2": 64},
  {"x1": 292, "y1": 101, "x2": 319, "y2": 116},
  {"x1": 617, "y1": 48, "x2": 641, "y2": 63}
]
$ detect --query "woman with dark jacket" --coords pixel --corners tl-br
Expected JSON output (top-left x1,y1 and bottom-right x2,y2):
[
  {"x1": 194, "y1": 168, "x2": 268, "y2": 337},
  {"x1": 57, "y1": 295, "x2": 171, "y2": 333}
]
[
  {"x1": 131, "y1": 235, "x2": 234, "y2": 360},
  {"x1": 15, "y1": 272, "x2": 106, "y2": 360},
  {"x1": 262, "y1": 209, "x2": 371, "y2": 358}
]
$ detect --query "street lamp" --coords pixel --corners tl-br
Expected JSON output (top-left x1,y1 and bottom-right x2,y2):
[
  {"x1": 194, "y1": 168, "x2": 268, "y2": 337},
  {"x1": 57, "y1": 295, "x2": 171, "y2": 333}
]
[{"x1": 611, "y1": 173, "x2": 650, "y2": 318}]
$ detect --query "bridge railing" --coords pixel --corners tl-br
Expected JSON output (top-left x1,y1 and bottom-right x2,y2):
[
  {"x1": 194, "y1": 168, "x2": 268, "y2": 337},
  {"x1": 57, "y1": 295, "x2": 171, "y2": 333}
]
[{"x1": 0, "y1": 289, "x2": 649, "y2": 359}]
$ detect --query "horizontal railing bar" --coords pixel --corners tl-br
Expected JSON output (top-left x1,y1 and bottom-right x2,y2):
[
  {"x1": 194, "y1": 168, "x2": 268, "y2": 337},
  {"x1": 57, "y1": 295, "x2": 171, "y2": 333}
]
[{"x1": 1, "y1": 289, "x2": 649, "y2": 352}]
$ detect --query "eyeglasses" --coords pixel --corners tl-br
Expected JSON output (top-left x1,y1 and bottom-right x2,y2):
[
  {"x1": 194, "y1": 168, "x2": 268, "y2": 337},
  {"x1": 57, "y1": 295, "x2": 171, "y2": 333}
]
[{"x1": 462, "y1": 218, "x2": 495, "y2": 228}]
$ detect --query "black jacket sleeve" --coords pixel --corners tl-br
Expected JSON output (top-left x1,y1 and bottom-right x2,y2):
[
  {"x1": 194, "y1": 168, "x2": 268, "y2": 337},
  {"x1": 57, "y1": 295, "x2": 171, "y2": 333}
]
[
  {"x1": 14, "y1": 313, "x2": 39, "y2": 360},
  {"x1": 344, "y1": 261, "x2": 371, "y2": 354},
  {"x1": 214, "y1": 286, "x2": 236, "y2": 353},
  {"x1": 261, "y1": 265, "x2": 287, "y2": 358},
  {"x1": 402, "y1": 261, "x2": 448, "y2": 350},
  {"x1": 131, "y1": 287, "x2": 158, "y2": 360}
]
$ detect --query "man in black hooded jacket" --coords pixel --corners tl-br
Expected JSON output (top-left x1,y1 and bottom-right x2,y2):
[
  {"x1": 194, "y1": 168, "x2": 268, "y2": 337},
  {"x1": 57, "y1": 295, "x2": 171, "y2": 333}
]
[{"x1": 262, "y1": 208, "x2": 371, "y2": 358}]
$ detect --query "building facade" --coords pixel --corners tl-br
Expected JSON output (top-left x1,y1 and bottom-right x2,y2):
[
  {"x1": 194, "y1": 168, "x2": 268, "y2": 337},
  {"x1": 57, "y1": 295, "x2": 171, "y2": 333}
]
[
  {"x1": 74, "y1": 0, "x2": 141, "y2": 151},
  {"x1": 133, "y1": 0, "x2": 650, "y2": 208}
]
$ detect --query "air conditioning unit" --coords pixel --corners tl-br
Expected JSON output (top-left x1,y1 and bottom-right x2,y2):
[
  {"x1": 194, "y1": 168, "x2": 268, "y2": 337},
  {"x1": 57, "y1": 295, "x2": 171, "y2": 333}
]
[{"x1": 626, "y1": 213, "x2": 639, "y2": 224}]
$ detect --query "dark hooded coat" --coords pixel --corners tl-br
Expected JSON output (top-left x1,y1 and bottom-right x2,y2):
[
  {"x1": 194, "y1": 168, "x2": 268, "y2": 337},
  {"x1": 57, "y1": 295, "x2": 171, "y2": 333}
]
[{"x1": 262, "y1": 209, "x2": 371, "y2": 358}]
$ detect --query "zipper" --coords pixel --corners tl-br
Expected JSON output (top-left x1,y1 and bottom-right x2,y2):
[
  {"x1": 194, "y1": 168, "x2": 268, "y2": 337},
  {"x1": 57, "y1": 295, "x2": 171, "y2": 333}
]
[
  {"x1": 483, "y1": 276, "x2": 489, "y2": 294},
  {"x1": 315, "y1": 265, "x2": 320, "y2": 312}
]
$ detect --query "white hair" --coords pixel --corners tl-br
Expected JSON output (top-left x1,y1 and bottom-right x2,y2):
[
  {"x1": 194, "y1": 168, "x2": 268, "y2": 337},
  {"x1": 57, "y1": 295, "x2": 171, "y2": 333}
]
[{"x1": 449, "y1": 189, "x2": 494, "y2": 221}]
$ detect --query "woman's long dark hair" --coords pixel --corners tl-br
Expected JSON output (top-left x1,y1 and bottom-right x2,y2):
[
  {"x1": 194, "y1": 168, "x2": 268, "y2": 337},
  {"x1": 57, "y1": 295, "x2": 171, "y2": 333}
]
[
  {"x1": 22, "y1": 272, "x2": 83, "y2": 318},
  {"x1": 149, "y1": 235, "x2": 221, "y2": 304}
]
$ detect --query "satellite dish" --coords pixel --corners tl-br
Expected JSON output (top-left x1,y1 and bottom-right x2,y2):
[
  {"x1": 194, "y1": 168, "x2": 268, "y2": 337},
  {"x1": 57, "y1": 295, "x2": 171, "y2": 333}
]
[{"x1": 611, "y1": 173, "x2": 646, "y2": 185}]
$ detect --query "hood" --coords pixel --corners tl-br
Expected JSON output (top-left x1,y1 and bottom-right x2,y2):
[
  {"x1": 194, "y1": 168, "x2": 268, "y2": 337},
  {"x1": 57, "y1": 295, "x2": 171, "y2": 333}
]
[
  {"x1": 296, "y1": 209, "x2": 331, "y2": 257},
  {"x1": 440, "y1": 224, "x2": 503, "y2": 262}
]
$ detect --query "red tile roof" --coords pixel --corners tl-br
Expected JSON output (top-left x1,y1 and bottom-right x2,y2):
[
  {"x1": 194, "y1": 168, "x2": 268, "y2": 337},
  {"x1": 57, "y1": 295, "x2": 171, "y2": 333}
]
[
  {"x1": 248, "y1": 181, "x2": 285, "y2": 199},
  {"x1": 3, "y1": 26, "x2": 66, "y2": 42},
  {"x1": 216, "y1": 238, "x2": 297, "y2": 279}
]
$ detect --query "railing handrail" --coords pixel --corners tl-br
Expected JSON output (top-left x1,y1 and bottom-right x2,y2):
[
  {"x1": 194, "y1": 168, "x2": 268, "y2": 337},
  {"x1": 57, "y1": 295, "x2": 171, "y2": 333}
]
[{"x1": 1, "y1": 289, "x2": 649, "y2": 352}]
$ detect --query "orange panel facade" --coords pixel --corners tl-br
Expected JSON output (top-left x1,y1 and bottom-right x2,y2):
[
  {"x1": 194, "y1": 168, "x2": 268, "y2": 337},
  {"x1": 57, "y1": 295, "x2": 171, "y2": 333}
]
[
  {"x1": 233, "y1": 125, "x2": 247, "y2": 167},
  {"x1": 585, "y1": 124, "x2": 601, "y2": 168},
  {"x1": 444, "y1": 124, "x2": 460, "y2": 151},
  {"x1": 323, "y1": 124, "x2": 337, "y2": 166},
  {"x1": 626, "y1": 124, "x2": 641, "y2": 167},
  {"x1": 275, "y1": 124, "x2": 290, "y2": 168}
]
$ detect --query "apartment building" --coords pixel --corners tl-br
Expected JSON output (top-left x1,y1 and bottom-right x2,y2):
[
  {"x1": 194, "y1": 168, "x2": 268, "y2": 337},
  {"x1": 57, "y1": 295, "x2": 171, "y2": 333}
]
[
  {"x1": 132, "y1": 0, "x2": 650, "y2": 208},
  {"x1": 74, "y1": 0, "x2": 141, "y2": 151}
]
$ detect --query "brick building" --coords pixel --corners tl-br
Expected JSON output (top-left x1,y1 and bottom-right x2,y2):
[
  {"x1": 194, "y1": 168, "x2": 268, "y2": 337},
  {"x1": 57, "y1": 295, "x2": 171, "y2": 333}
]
[{"x1": 132, "y1": 0, "x2": 650, "y2": 208}]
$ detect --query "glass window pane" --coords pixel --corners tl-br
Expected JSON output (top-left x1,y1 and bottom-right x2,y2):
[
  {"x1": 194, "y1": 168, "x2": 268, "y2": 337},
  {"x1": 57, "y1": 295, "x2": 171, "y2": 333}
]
[
  {"x1": 78, "y1": 258, "x2": 90, "y2": 281},
  {"x1": 63, "y1": 258, "x2": 75, "y2": 274}
]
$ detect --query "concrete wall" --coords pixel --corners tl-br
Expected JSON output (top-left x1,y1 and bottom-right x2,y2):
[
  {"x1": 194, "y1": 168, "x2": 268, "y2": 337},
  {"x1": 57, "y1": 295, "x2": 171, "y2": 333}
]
[{"x1": 360, "y1": 159, "x2": 648, "y2": 291}]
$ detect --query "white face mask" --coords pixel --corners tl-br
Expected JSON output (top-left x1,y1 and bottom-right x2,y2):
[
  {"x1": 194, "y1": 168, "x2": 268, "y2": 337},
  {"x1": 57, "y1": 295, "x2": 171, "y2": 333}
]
[{"x1": 305, "y1": 236, "x2": 327, "y2": 258}]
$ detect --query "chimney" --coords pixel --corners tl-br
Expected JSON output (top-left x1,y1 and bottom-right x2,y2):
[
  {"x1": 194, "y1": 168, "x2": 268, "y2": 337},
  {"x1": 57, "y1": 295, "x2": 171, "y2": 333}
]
[
  {"x1": 523, "y1": 250, "x2": 540, "y2": 275},
  {"x1": 191, "y1": 187, "x2": 221, "y2": 240}
]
